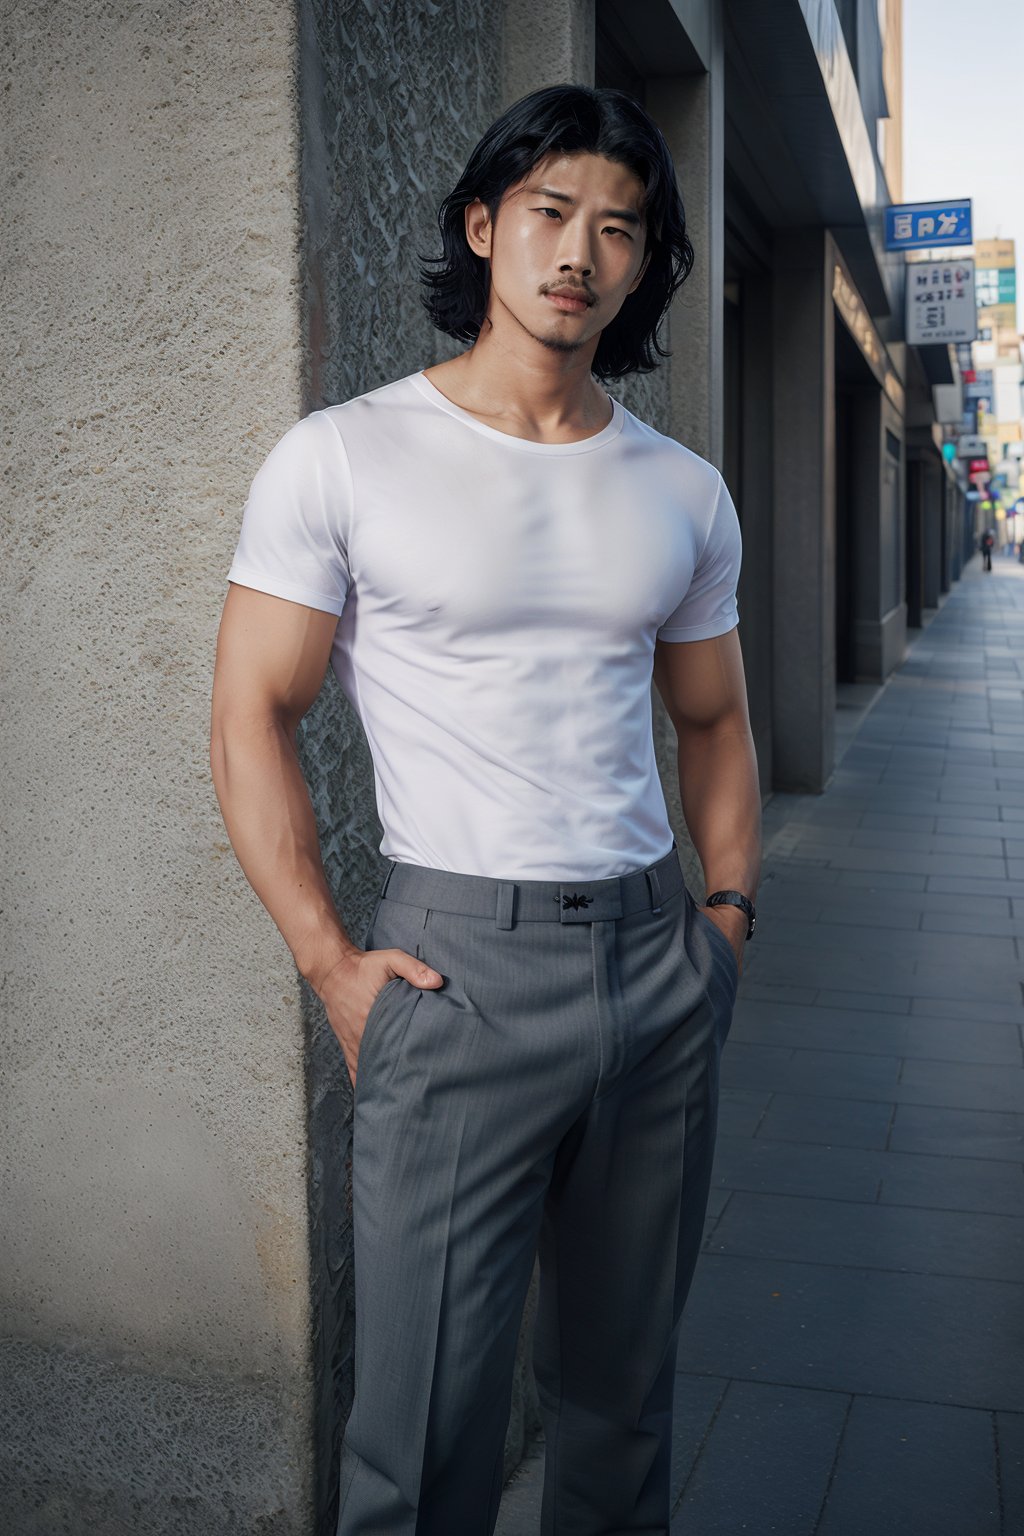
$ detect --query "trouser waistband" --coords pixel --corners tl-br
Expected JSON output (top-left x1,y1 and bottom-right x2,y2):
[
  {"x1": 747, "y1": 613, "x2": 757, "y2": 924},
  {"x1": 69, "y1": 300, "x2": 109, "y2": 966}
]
[{"x1": 377, "y1": 842, "x2": 685, "y2": 928}]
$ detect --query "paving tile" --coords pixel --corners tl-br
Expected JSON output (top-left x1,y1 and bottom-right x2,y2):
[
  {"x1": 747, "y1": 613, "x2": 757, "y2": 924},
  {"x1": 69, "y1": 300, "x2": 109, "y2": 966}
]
[
  {"x1": 921, "y1": 910, "x2": 1024, "y2": 938},
  {"x1": 774, "y1": 826, "x2": 855, "y2": 849},
  {"x1": 810, "y1": 987, "x2": 912, "y2": 1014},
  {"x1": 778, "y1": 901, "x2": 923, "y2": 931},
  {"x1": 942, "y1": 787, "x2": 1024, "y2": 811},
  {"x1": 670, "y1": 1379, "x2": 847, "y2": 1535},
  {"x1": 753, "y1": 945, "x2": 1023, "y2": 1006},
  {"x1": 907, "y1": 992, "x2": 1024, "y2": 1026},
  {"x1": 717, "y1": 1087, "x2": 772, "y2": 1138},
  {"x1": 878, "y1": 1152, "x2": 1024, "y2": 1217},
  {"x1": 818, "y1": 846, "x2": 1008, "y2": 878},
  {"x1": 858, "y1": 810, "x2": 937, "y2": 832},
  {"x1": 704, "y1": 1186, "x2": 732, "y2": 1227},
  {"x1": 727, "y1": 1000, "x2": 1024, "y2": 1060},
  {"x1": 707, "y1": 1191, "x2": 1024, "y2": 1283},
  {"x1": 675, "y1": 1254, "x2": 1024, "y2": 1410},
  {"x1": 669, "y1": 1373, "x2": 728, "y2": 1509},
  {"x1": 896, "y1": 1058, "x2": 1024, "y2": 1113},
  {"x1": 898, "y1": 963, "x2": 1024, "y2": 1007},
  {"x1": 754, "y1": 1092, "x2": 894, "y2": 1150},
  {"x1": 997, "y1": 1411, "x2": 1024, "y2": 1534},
  {"x1": 816, "y1": 1397, "x2": 1000, "y2": 1536},
  {"x1": 754, "y1": 918, "x2": 1016, "y2": 964},
  {"x1": 731, "y1": 981, "x2": 821, "y2": 1006},
  {"x1": 711, "y1": 1134, "x2": 885, "y2": 1204},
  {"x1": 833, "y1": 868, "x2": 928, "y2": 891},
  {"x1": 851, "y1": 827, "x2": 1006, "y2": 855},
  {"x1": 889, "y1": 1103, "x2": 1024, "y2": 1162},
  {"x1": 723, "y1": 1044, "x2": 900, "y2": 1100},
  {"x1": 759, "y1": 865, "x2": 843, "y2": 889},
  {"x1": 934, "y1": 815, "x2": 1016, "y2": 838},
  {"x1": 926, "y1": 874, "x2": 1024, "y2": 899}
]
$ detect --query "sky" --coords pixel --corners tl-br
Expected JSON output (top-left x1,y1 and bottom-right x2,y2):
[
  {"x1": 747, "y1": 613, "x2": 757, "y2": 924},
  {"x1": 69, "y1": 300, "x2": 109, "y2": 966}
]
[{"x1": 903, "y1": 0, "x2": 1024, "y2": 313}]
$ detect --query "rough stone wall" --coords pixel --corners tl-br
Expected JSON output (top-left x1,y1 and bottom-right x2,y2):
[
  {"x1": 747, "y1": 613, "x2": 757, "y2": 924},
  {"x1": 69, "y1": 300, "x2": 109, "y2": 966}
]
[
  {"x1": 1, "y1": 2, "x2": 315, "y2": 1531},
  {"x1": 293, "y1": 6, "x2": 513, "y2": 1532}
]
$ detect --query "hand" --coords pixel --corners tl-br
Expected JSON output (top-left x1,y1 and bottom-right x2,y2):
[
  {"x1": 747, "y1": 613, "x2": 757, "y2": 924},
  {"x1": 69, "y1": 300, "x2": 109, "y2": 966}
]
[
  {"x1": 316, "y1": 948, "x2": 444, "y2": 1088},
  {"x1": 702, "y1": 903, "x2": 746, "y2": 977}
]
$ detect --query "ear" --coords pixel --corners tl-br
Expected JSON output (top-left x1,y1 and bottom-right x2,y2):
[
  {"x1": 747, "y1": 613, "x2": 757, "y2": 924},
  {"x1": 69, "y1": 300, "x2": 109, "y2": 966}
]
[
  {"x1": 464, "y1": 198, "x2": 493, "y2": 260},
  {"x1": 627, "y1": 247, "x2": 652, "y2": 296}
]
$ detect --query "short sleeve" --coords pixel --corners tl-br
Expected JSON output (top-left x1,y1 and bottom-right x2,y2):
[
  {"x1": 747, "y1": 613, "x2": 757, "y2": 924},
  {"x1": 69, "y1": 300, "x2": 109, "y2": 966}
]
[
  {"x1": 656, "y1": 471, "x2": 741, "y2": 642},
  {"x1": 226, "y1": 410, "x2": 352, "y2": 617}
]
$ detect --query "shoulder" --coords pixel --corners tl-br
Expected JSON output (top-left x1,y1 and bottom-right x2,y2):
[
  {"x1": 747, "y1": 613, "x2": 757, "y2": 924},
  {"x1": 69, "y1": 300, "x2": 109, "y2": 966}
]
[
  {"x1": 255, "y1": 374, "x2": 423, "y2": 462},
  {"x1": 319, "y1": 371, "x2": 425, "y2": 441},
  {"x1": 617, "y1": 404, "x2": 723, "y2": 506},
  {"x1": 249, "y1": 404, "x2": 347, "y2": 482}
]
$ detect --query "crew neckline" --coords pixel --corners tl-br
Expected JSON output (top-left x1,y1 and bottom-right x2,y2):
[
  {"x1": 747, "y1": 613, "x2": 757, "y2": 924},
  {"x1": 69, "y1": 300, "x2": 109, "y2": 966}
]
[{"x1": 409, "y1": 369, "x2": 625, "y2": 455}]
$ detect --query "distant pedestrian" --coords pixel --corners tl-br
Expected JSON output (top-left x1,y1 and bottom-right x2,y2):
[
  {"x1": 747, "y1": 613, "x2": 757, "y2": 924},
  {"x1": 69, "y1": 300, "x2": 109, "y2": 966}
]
[{"x1": 981, "y1": 528, "x2": 994, "y2": 571}]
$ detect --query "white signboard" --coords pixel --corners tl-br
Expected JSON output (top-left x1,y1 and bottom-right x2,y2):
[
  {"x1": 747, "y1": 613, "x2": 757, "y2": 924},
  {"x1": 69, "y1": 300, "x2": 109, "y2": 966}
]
[
  {"x1": 932, "y1": 384, "x2": 963, "y2": 424},
  {"x1": 956, "y1": 434, "x2": 988, "y2": 458},
  {"x1": 907, "y1": 258, "x2": 977, "y2": 344}
]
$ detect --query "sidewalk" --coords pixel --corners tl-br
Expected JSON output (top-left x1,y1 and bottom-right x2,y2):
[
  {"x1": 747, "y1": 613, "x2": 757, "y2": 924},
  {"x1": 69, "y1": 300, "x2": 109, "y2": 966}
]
[{"x1": 498, "y1": 552, "x2": 1024, "y2": 1534}]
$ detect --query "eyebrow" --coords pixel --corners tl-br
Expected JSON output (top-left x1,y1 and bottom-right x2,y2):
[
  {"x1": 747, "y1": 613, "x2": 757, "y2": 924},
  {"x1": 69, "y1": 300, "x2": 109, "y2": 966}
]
[{"x1": 529, "y1": 185, "x2": 643, "y2": 228}]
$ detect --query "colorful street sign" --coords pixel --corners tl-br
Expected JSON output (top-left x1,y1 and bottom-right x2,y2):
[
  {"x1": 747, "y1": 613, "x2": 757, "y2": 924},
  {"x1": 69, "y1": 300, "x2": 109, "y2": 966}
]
[{"x1": 885, "y1": 199, "x2": 972, "y2": 251}]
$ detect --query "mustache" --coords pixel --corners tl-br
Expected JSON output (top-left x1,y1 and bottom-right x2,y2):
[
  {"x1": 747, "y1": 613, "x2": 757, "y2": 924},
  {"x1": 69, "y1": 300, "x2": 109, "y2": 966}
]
[{"x1": 543, "y1": 284, "x2": 595, "y2": 305}]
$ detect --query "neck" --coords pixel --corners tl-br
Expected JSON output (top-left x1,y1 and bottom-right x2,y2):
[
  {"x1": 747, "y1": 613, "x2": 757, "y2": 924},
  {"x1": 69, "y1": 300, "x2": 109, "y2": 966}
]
[{"x1": 445, "y1": 324, "x2": 610, "y2": 434}]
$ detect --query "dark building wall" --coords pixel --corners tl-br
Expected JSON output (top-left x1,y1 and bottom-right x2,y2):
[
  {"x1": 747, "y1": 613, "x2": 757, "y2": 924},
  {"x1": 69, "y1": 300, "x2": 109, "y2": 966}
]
[{"x1": 295, "y1": 8, "x2": 512, "y2": 1530}]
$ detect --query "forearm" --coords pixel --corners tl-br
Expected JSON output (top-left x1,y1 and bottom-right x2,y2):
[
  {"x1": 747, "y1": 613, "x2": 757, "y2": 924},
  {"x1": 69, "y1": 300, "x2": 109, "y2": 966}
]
[
  {"x1": 676, "y1": 719, "x2": 761, "y2": 900},
  {"x1": 210, "y1": 712, "x2": 359, "y2": 993}
]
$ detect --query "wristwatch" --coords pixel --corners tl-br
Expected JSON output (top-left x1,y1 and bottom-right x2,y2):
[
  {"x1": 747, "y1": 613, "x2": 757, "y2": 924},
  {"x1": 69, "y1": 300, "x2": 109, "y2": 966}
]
[{"x1": 705, "y1": 889, "x2": 756, "y2": 940}]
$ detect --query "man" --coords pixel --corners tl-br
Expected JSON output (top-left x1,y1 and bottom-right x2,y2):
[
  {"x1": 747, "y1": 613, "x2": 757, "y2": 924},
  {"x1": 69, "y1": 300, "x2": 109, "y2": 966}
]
[{"x1": 211, "y1": 82, "x2": 760, "y2": 1536}]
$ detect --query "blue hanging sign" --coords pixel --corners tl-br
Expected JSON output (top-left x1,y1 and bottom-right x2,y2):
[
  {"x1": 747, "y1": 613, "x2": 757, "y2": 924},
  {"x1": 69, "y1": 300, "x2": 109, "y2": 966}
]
[{"x1": 885, "y1": 199, "x2": 972, "y2": 251}]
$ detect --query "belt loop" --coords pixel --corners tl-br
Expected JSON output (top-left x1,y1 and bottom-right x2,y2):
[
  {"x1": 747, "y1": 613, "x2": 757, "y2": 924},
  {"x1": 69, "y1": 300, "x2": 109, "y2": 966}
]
[
  {"x1": 645, "y1": 866, "x2": 663, "y2": 913},
  {"x1": 380, "y1": 859, "x2": 397, "y2": 898},
  {"x1": 495, "y1": 881, "x2": 516, "y2": 930}
]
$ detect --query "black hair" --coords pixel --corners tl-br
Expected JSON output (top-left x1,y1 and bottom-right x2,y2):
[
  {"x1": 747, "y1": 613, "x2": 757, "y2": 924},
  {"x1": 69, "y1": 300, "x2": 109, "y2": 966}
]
[{"x1": 418, "y1": 83, "x2": 695, "y2": 381}]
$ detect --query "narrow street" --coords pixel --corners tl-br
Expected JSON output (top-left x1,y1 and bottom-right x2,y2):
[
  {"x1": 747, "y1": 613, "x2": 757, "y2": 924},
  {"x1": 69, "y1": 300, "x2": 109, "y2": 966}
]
[{"x1": 499, "y1": 552, "x2": 1024, "y2": 1534}]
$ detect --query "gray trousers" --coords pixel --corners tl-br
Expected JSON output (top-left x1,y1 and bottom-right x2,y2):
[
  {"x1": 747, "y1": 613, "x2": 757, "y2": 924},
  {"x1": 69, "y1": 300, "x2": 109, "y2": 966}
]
[{"x1": 335, "y1": 841, "x2": 739, "y2": 1536}]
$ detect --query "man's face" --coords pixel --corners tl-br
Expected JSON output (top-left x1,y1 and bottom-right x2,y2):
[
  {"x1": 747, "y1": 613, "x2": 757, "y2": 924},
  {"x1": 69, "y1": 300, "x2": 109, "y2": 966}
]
[{"x1": 465, "y1": 151, "x2": 652, "y2": 357}]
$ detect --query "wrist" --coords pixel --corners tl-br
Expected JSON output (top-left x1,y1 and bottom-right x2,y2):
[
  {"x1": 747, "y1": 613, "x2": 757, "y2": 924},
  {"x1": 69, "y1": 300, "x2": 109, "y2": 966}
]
[
  {"x1": 296, "y1": 932, "x2": 362, "y2": 997},
  {"x1": 704, "y1": 902, "x2": 746, "y2": 931}
]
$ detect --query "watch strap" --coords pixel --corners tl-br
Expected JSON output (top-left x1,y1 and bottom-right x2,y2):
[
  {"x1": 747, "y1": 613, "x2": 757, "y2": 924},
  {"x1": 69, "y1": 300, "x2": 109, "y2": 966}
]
[{"x1": 705, "y1": 889, "x2": 756, "y2": 940}]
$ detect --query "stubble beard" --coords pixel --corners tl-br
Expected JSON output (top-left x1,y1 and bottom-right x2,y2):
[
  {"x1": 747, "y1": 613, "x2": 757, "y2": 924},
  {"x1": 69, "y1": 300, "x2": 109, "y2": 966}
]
[
  {"x1": 490, "y1": 281, "x2": 595, "y2": 357},
  {"x1": 535, "y1": 329, "x2": 589, "y2": 356}
]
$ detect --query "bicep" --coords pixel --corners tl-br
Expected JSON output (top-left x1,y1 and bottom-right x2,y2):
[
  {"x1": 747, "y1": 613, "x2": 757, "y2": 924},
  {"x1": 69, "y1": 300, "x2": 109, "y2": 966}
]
[
  {"x1": 652, "y1": 626, "x2": 748, "y2": 733},
  {"x1": 212, "y1": 583, "x2": 340, "y2": 733}
]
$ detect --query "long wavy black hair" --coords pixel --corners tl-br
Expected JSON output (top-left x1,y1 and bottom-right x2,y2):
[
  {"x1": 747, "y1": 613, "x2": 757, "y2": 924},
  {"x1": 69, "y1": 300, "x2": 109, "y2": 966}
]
[{"x1": 418, "y1": 83, "x2": 695, "y2": 381}]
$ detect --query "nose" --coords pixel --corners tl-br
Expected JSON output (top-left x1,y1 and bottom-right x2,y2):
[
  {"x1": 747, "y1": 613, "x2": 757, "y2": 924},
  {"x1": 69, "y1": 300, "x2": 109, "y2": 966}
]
[{"x1": 556, "y1": 220, "x2": 595, "y2": 278}]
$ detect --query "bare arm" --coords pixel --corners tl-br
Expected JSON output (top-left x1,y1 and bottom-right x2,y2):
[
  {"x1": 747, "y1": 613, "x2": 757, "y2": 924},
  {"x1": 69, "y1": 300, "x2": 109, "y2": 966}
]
[
  {"x1": 209, "y1": 583, "x2": 441, "y2": 1082},
  {"x1": 652, "y1": 627, "x2": 761, "y2": 968}
]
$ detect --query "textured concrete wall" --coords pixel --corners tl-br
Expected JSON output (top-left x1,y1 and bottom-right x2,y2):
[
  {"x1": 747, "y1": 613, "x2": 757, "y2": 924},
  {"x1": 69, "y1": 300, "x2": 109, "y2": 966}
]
[{"x1": 1, "y1": 3, "x2": 315, "y2": 1531}]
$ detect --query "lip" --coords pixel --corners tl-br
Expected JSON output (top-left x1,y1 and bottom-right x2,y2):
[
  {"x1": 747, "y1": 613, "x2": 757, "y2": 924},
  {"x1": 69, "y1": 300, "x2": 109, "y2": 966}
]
[{"x1": 544, "y1": 291, "x2": 592, "y2": 313}]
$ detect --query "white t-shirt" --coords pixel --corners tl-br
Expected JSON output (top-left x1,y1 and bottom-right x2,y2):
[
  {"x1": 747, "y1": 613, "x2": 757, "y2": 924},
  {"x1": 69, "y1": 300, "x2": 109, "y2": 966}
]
[{"x1": 227, "y1": 369, "x2": 741, "y2": 880}]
